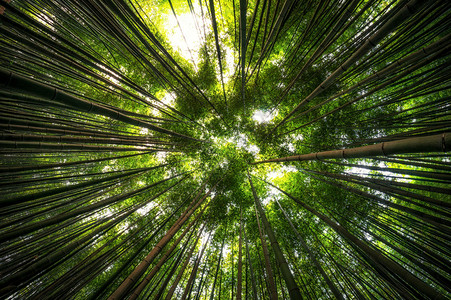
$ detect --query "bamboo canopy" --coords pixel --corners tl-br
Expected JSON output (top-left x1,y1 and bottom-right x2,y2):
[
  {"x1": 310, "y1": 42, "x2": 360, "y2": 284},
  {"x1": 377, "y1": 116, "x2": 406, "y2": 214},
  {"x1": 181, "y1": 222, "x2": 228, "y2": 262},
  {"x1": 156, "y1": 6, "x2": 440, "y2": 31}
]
[{"x1": 0, "y1": 0, "x2": 450, "y2": 299}]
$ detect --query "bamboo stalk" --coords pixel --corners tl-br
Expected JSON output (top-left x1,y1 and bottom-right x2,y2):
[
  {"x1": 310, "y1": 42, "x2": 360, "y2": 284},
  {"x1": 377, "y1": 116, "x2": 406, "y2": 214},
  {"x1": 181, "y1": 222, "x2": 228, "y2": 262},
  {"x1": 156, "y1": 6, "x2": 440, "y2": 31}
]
[
  {"x1": 0, "y1": 69, "x2": 202, "y2": 141},
  {"x1": 263, "y1": 180, "x2": 446, "y2": 300},
  {"x1": 253, "y1": 133, "x2": 450, "y2": 164}
]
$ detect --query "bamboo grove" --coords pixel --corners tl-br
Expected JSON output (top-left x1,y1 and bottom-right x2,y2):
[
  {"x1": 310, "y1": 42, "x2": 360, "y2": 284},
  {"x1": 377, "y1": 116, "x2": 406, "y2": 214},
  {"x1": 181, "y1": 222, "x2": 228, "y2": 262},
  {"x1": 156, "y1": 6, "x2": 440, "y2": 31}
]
[{"x1": 0, "y1": 0, "x2": 449, "y2": 299}]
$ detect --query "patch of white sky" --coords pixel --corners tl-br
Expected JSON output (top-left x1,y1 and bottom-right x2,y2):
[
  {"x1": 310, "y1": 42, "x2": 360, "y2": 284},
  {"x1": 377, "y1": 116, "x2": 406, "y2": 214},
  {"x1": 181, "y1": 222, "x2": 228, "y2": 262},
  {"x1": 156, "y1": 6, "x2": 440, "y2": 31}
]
[
  {"x1": 212, "y1": 133, "x2": 260, "y2": 156},
  {"x1": 281, "y1": 133, "x2": 302, "y2": 152},
  {"x1": 222, "y1": 243, "x2": 232, "y2": 259},
  {"x1": 199, "y1": 228, "x2": 211, "y2": 249},
  {"x1": 281, "y1": 140, "x2": 295, "y2": 152},
  {"x1": 36, "y1": 13, "x2": 54, "y2": 30},
  {"x1": 97, "y1": 64, "x2": 120, "y2": 85},
  {"x1": 160, "y1": 91, "x2": 176, "y2": 106},
  {"x1": 218, "y1": 158, "x2": 228, "y2": 168},
  {"x1": 117, "y1": 221, "x2": 135, "y2": 235},
  {"x1": 292, "y1": 133, "x2": 303, "y2": 141},
  {"x1": 252, "y1": 109, "x2": 278, "y2": 124},
  {"x1": 261, "y1": 186, "x2": 280, "y2": 206},
  {"x1": 267, "y1": 165, "x2": 297, "y2": 181},
  {"x1": 146, "y1": 98, "x2": 161, "y2": 116},
  {"x1": 95, "y1": 207, "x2": 115, "y2": 219},
  {"x1": 155, "y1": 151, "x2": 167, "y2": 163},
  {"x1": 350, "y1": 159, "x2": 415, "y2": 186},
  {"x1": 224, "y1": 45, "x2": 236, "y2": 82},
  {"x1": 143, "y1": 90, "x2": 177, "y2": 119},
  {"x1": 164, "y1": 2, "x2": 236, "y2": 85},
  {"x1": 137, "y1": 180, "x2": 145, "y2": 187},
  {"x1": 164, "y1": 2, "x2": 207, "y2": 68},
  {"x1": 139, "y1": 127, "x2": 149, "y2": 135},
  {"x1": 347, "y1": 160, "x2": 399, "y2": 180},
  {"x1": 102, "y1": 160, "x2": 118, "y2": 172},
  {"x1": 136, "y1": 201, "x2": 158, "y2": 216}
]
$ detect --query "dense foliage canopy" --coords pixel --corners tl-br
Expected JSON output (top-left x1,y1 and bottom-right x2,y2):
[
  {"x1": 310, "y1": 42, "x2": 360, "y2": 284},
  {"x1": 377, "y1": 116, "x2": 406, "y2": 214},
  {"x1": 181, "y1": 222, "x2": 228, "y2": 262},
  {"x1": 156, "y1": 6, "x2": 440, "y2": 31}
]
[{"x1": 0, "y1": 0, "x2": 450, "y2": 299}]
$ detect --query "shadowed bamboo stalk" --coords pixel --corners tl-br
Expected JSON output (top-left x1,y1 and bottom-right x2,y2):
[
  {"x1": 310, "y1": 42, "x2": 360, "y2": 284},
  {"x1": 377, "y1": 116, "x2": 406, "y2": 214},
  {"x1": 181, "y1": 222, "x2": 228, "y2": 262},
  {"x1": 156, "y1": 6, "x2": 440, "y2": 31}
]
[
  {"x1": 252, "y1": 190, "x2": 278, "y2": 300},
  {"x1": 0, "y1": 177, "x2": 184, "y2": 294},
  {"x1": 0, "y1": 140, "x2": 158, "y2": 152},
  {"x1": 262, "y1": 179, "x2": 447, "y2": 300},
  {"x1": 275, "y1": 199, "x2": 344, "y2": 300},
  {"x1": 210, "y1": 233, "x2": 226, "y2": 300},
  {"x1": 209, "y1": 0, "x2": 228, "y2": 110},
  {"x1": 0, "y1": 151, "x2": 153, "y2": 173},
  {"x1": 152, "y1": 233, "x2": 192, "y2": 300},
  {"x1": 0, "y1": 165, "x2": 168, "y2": 208},
  {"x1": 240, "y1": 0, "x2": 247, "y2": 112},
  {"x1": 180, "y1": 234, "x2": 210, "y2": 300},
  {"x1": 270, "y1": 0, "x2": 431, "y2": 133},
  {"x1": 248, "y1": 171, "x2": 302, "y2": 300},
  {"x1": 0, "y1": 133, "x2": 178, "y2": 147},
  {"x1": 236, "y1": 208, "x2": 243, "y2": 300},
  {"x1": 108, "y1": 178, "x2": 221, "y2": 300},
  {"x1": 0, "y1": 173, "x2": 184, "y2": 243},
  {"x1": 163, "y1": 228, "x2": 203, "y2": 300},
  {"x1": 253, "y1": 132, "x2": 449, "y2": 164},
  {"x1": 244, "y1": 221, "x2": 259, "y2": 300},
  {"x1": 0, "y1": 69, "x2": 202, "y2": 141},
  {"x1": 128, "y1": 207, "x2": 204, "y2": 300}
]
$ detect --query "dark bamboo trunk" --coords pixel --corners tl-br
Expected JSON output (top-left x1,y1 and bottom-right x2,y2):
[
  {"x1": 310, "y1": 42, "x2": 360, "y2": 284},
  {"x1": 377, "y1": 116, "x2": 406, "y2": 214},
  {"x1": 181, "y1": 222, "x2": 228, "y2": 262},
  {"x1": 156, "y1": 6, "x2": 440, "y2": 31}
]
[
  {"x1": 265, "y1": 180, "x2": 446, "y2": 300},
  {"x1": 254, "y1": 132, "x2": 450, "y2": 164},
  {"x1": 248, "y1": 172, "x2": 302, "y2": 300}
]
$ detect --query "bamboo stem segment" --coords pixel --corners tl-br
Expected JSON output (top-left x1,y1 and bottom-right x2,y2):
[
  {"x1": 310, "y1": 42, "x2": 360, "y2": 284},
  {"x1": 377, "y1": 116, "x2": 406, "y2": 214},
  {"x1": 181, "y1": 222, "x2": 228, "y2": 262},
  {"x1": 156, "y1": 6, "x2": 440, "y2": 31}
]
[{"x1": 253, "y1": 133, "x2": 450, "y2": 164}]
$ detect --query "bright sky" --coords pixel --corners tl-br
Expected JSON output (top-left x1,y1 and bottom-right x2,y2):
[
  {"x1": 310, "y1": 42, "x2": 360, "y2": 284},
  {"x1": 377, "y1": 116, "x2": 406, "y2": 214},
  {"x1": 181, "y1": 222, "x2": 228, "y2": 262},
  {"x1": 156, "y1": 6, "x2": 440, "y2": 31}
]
[
  {"x1": 163, "y1": 4, "x2": 236, "y2": 84},
  {"x1": 252, "y1": 109, "x2": 278, "y2": 124},
  {"x1": 164, "y1": 7, "x2": 205, "y2": 64},
  {"x1": 267, "y1": 165, "x2": 297, "y2": 181},
  {"x1": 160, "y1": 91, "x2": 176, "y2": 106}
]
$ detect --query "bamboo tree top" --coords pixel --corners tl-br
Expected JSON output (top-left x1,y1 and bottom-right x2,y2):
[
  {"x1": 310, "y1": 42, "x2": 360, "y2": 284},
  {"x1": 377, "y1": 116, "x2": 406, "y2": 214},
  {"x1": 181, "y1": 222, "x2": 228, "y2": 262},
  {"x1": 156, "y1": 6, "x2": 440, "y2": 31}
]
[{"x1": 0, "y1": 0, "x2": 450, "y2": 299}]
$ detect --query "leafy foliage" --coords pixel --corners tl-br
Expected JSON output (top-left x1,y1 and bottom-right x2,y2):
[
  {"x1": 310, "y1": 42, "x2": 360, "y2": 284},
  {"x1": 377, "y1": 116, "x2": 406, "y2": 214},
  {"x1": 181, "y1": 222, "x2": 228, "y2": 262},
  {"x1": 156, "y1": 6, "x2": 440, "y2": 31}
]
[{"x1": 0, "y1": 0, "x2": 450, "y2": 299}]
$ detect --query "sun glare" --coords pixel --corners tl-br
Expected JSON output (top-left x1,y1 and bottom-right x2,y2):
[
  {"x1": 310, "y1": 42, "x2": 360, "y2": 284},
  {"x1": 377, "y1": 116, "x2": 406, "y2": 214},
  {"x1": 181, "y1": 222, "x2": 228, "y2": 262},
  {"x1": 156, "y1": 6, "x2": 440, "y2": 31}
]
[
  {"x1": 252, "y1": 109, "x2": 277, "y2": 124},
  {"x1": 165, "y1": 8, "x2": 205, "y2": 63}
]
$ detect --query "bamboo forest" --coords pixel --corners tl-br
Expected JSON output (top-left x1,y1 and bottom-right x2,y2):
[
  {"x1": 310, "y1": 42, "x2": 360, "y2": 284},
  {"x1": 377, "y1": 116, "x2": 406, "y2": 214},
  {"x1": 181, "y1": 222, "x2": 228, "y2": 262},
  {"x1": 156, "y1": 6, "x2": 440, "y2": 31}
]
[{"x1": 0, "y1": 0, "x2": 450, "y2": 299}]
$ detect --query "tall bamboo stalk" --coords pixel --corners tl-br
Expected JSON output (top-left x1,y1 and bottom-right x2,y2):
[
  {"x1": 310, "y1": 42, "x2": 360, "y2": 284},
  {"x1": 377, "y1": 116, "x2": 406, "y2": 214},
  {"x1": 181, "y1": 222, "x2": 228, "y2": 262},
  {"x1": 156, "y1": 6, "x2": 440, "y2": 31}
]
[{"x1": 254, "y1": 133, "x2": 450, "y2": 164}]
